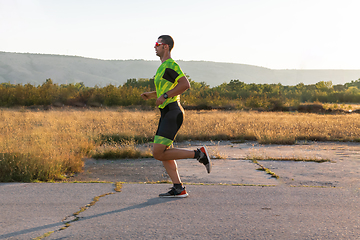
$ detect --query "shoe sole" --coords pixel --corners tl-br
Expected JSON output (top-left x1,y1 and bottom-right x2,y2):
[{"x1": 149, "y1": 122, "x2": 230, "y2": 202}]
[
  {"x1": 201, "y1": 146, "x2": 211, "y2": 173},
  {"x1": 159, "y1": 193, "x2": 189, "y2": 198}
]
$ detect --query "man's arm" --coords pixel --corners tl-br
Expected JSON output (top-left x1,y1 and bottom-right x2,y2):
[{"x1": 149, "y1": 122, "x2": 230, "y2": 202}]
[
  {"x1": 155, "y1": 76, "x2": 191, "y2": 106},
  {"x1": 141, "y1": 91, "x2": 157, "y2": 100},
  {"x1": 166, "y1": 76, "x2": 191, "y2": 97}
]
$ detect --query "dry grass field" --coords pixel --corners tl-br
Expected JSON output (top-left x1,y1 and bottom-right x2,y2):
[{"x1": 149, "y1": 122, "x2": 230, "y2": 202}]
[{"x1": 1, "y1": 107, "x2": 360, "y2": 182}]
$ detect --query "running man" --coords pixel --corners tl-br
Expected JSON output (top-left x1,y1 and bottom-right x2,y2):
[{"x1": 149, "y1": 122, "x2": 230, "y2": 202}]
[{"x1": 141, "y1": 35, "x2": 211, "y2": 198}]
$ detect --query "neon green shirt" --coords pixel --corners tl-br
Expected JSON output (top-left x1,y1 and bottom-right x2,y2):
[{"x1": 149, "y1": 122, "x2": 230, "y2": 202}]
[{"x1": 154, "y1": 58, "x2": 185, "y2": 109}]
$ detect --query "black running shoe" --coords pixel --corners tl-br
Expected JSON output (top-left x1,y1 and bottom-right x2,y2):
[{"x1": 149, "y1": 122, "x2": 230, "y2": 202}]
[
  {"x1": 197, "y1": 146, "x2": 211, "y2": 173},
  {"x1": 159, "y1": 186, "x2": 189, "y2": 198}
]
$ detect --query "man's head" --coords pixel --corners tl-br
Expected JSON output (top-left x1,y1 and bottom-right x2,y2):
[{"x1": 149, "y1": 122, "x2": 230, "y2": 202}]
[{"x1": 158, "y1": 35, "x2": 174, "y2": 52}]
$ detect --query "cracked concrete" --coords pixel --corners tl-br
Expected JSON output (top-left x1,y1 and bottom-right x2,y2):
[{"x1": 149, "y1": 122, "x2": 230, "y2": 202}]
[
  {"x1": 1, "y1": 141, "x2": 360, "y2": 239},
  {"x1": 29, "y1": 184, "x2": 360, "y2": 239},
  {"x1": 35, "y1": 189, "x2": 122, "y2": 239},
  {"x1": 175, "y1": 141, "x2": 360, "y2": 189},
  {"x1": 0, "y1": 183, "x2": 116, "y2": 240}
]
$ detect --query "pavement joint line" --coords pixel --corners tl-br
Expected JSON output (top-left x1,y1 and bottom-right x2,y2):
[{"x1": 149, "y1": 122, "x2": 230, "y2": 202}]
[
  {"x1": 56, "y1": 180, "x2": 341, "y2": 189},
  {"x1": 60, "y1": 180, "x2": 279, "y2": 187},
  {"x1": 289, "y1": 185, "x2": 339, "y2": 188},
  {"x1": 119, "y1": 181, "x2": 278, "y2": 187},
  {"x1": 117, "y1": 182, "x2": 340, "y2": 189},
  {"x1": 33, "y1": 182, "x2": 123, "y2": 240}
]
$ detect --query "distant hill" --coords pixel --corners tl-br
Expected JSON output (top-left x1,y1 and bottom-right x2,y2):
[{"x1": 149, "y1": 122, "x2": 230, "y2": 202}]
[{"x1": 1, "y1": 52, "x2": 360, "y2": 87}]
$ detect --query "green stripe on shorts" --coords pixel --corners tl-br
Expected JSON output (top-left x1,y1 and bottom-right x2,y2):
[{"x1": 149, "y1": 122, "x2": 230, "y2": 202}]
[{"x1": 154, "y1": 135, "x2": 173, "y2": 147}]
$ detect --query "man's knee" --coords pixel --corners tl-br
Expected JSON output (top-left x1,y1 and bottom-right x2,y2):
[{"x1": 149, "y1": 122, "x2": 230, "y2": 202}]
[
  {"x1": 153, "y1": 151, "x2": 164, "y2": 161},
  {"x1": 152, "y1": 144, "x2": 168, "y2": 161}
]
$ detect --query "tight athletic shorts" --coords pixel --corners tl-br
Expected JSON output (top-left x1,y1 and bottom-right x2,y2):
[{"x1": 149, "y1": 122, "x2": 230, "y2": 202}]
[{"x1": 154, "y1": 101, "x2": 184, "y2": 147}]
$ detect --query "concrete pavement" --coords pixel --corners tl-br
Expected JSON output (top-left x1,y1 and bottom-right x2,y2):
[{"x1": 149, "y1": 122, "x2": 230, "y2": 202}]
[
  {"x1": 1, "y1": 141, "x2": 360, "y2": 239},
  {"x1": 1, "y1": 183, "x2": 359, "y2": 239}
]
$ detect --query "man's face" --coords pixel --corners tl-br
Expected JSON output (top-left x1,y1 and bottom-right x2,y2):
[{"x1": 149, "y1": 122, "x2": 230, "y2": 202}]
[{"x1": 154, "y1": 38, "x2": 166, "y2": 57}]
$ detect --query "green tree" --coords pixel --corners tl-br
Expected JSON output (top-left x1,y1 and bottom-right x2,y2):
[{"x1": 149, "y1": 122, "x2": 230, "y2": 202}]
[
  {"x1": 38, "y1": 79, "x2": 57, "y2": 105},
  {"x1": 316, "y1": 81, "x2": 333, "y2": 93}
]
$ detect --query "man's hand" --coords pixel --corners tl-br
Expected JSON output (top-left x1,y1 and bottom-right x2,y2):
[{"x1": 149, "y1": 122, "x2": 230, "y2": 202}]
[
  {"x1": 155, "y1": 95, "x2": 166, "y2": 106},
  {"x1": 141, "y1": 91, "x2": 156, "y2": 100},
  {"x1": 140, "y1": 92, "x2": 150, "y2": 100}
]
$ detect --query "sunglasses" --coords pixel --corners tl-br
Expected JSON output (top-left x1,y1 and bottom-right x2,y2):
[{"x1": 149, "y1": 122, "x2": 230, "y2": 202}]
[{"x1": 155, "y1": 42, "x2": 167, "y2": 47}]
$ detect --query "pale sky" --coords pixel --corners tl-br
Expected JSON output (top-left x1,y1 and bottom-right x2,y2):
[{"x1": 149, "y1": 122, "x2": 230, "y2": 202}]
[{"x1": 1, "y1": 0, "x2": 360, "y2": 69}]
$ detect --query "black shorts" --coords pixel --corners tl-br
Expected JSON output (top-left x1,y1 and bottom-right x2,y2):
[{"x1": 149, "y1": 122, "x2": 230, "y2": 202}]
[{"x1": 154, "y1": 101, "x2": 184, "y2": 146}]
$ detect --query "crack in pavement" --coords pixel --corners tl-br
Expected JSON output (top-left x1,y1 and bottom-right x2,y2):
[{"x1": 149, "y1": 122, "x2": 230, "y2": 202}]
[
  {"x1": 32, "y1": 170, "x2": 340, "y2": 240},
  {"x1": 251, "y1": 159, "x2": 280, "y2": 179},
  {"x1": 32, "y1": 180, "x2": 279, "y2": 240},
  {"x1": 250, "y1": 159, "x2": 339, "y2": 188},
  {"x1": 33, "y1": 182, "x2": 122, "y2": 240}
]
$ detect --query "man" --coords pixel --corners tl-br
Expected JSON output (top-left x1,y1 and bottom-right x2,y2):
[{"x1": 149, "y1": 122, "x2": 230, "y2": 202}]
[{"x1": 141, "y1": 35, "x2": 211, "y2": 198}]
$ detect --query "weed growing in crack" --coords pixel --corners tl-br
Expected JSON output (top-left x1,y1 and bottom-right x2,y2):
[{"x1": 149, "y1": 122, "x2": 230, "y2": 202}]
[
  {"x1": 114, "y1": 182, "x2": 123, "y2": 192},
  {"x1": 33, "y1": 231, "x2": 55, "y2": 240},
  {"x1": 251, "y1": 159, "x2": 280, "y2": 179}
]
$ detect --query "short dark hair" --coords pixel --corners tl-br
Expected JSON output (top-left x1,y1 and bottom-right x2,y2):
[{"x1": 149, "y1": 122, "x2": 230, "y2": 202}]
[{"x1": 158, "y1": 35, "x2": 174, "y2": 51}]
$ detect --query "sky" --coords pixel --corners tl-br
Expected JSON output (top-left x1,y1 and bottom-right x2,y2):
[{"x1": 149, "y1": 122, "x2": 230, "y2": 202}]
[{"x1": 1, "y1": 0, "x2": 360, "y2": 69}]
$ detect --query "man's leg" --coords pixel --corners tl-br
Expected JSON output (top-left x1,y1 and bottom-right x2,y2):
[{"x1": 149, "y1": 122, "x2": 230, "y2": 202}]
[
  {"x1": 153, "y1": 143, "x2": 211, "y2": 174},
  {"x1": 152, "y1": 143, "x2": 195, "y2": 161},
  {"x1": 153, "y1": 143, "x2": 195, "y2": 183},
  {"x1": 153, "y1": 143, "x2": 211, "y2": 198},
  {"x1": 162, "y1": 160, "x2": 181, "y2": 184}
]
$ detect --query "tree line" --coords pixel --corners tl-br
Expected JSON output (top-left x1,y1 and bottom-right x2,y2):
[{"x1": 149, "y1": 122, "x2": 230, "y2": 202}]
[{"x1": 1, "y1": 77, "x2": 360, "y2": 110}]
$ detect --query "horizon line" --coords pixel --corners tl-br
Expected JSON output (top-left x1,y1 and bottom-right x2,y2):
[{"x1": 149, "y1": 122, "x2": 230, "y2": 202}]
[{"x1": 1, "y1": 51, "x2": 360, "y2": 71}]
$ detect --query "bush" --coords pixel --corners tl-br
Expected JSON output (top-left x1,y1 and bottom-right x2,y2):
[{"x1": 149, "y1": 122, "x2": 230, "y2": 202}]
[{"x1": 1, "y1": 78, "x2": 360, "y2": 109}]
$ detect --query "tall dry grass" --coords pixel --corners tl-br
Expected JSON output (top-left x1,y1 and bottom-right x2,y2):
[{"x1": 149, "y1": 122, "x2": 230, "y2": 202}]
[
  {"x1": 179, "y1": 111, "x2": 360, "y2": 144},
  {"x1": 0, "y1": 109, "x2": 94, "y2": 181},
  {"x1": 1, "y1": 107, "x2": 360, "y2": 182}
]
